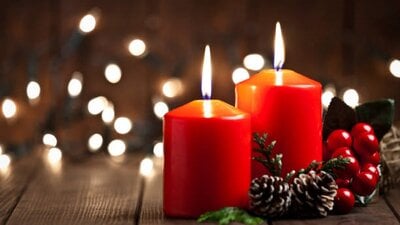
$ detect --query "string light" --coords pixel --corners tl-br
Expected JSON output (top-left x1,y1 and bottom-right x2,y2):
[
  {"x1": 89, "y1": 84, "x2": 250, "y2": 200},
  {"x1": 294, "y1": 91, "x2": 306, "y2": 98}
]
[
  {"x1": 2, "y1": 98, "x2": 17, "y2": 119},
  {"x1": 343, "y1": 88, "x2": 359, "y2": 108},
  {"x1": 107, "y1": 139, "x2": 126, "y2": 157},
  {"x1": 67, "y1": 72, "x2": 83, "y2": 98},
  {"x1": 321, "y1": 85, "x2": 336, "y2": 109},
  {"x1": 128, "y1": 39, "x2": 147, "y2": 57},
  {"x1": 104, "y1": 63, "x2": 122, "y2": 84},
  {"x1": 42, "y1": 133, "x2": 58, "y2": 147},
  {"x1": 87, "y1": 96, "x2": 108, "y2": 115},
  {"x1": 153, "y1": 142, "x2": 163, "y2": 158},
  {"x1": 153, "y1": 101, "x2": 169, "y2": 119},
  {"x1": 88, "y1": 133, "x2": 103, "y2": 152},
  {"x1": 162, "y1": 78, "x2": 183, "y2": 98},
  {"x1": 0, "y1": 154, "x2": 11, "y2": 170},
  {"x1": 79, "y1": 14, "x2": 97, "y2": 33},
  {"x1": 243, "y1": 53, "x2": 265, "y2": 71},
  {"x1": 101, "y1": 101, "x2": 115, "y2": 124},
  {"x1": 389, "y1": 59, "x2": 400, "y2": 78},
  {"x1": 26, "y1": 81, "x2": 41, "y2": 102},
  {"x1": 139, "y1": 157, "x2": 154, "y2": 177},
  {"x1": 114, "y1": 117, "x2": 132, "y2": 134},
  {"x1": 47, "y1": 147, "x2": 62, "y2": 164},
  {"x1": 232, "y1": 67, "x2": 250, "y2": 84}
]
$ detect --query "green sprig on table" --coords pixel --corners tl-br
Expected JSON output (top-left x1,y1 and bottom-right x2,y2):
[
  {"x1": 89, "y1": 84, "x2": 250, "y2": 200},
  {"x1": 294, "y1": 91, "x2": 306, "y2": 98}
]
[{"x1": 197, "y1": 207, "x2": 264, "y2": 225}]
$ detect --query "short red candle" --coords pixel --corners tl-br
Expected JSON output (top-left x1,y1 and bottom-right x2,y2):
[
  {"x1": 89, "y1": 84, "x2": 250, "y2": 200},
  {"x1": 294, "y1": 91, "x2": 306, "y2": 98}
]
[
  {"x1": 163, "y1": 100, "x2": 251, "y2": 217},
  {"x1": 235, "y1": 23, "x2": 322, "y2": 178},
  {"x1": 236, "y1": 69, "x2": 322, "y2": 177},
  {"x1": 163, "y1": 46, "x2": 251, "y2": 218}
]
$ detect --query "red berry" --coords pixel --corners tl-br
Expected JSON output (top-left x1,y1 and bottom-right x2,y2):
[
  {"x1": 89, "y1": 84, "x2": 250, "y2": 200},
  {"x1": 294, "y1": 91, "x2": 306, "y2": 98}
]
[
  {"x1": 327, "y1": 130, "x2": 352, "y2": 153},
  {"x1": 351, "y1": 123, "x2": 374, "y2": 138},
  {"x1": 331, "y1": 147, "x2": 354, "y2": 158},
  {"x1": 333, "y1": 156, "x2": 360, "y2": 179},
  {"x1": 334, "y1": 188, "x2": 355, "y2": 214},
  {"x1": 362, "y1": 152, "x2": 381, "y2": 166},
  {"x1": 362, "y1": 163, "x2": 379, "y2": 178},
  {"x1": 351, "y1": 171, "x2": 378, "y2": 196},
  {"x1": 336, "y1": 178, "x2": 351, "y2": 188},
  {"x1": 353, "y1": 133, "x2": 379, "y2": 156}
]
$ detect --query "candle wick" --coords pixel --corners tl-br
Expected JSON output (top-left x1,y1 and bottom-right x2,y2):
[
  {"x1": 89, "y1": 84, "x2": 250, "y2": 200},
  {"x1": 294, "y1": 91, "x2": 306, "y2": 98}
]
[{"x1": 203, "y1": 95, "x2": 211, "y2": 100}]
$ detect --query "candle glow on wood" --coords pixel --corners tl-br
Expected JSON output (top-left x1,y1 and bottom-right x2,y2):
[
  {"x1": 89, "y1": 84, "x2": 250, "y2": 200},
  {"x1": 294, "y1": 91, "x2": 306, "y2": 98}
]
[{"x1": 274, "y1": 22, "x2": 285, "y2": 85}]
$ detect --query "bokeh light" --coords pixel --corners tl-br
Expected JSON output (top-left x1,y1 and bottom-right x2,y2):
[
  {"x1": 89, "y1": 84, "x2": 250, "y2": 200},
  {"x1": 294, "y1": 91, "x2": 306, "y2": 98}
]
[
  {"x1": 243, "y1": 53, "x2": 265, "y2": 71},
  {"x1": 43, "y1": 133, "x2": 58, "y2": 147},
  {"x1": 139, "y1": 157, "x2": 154, "y2": 177},
  {"x1": 162, "y1": 78, "x2": 183, "y2": 98},
  {"x1": 2, "y1": 98, "x2": 17, "y2": 119},
  {"x1": 87, "y1": 96, "x2": 108, "y2": 115},
  {"x1": 107, "y1": 139, "x2": 126, "y2": 157},
  {"x1": 0, "y1": 154, "x2": 11, "y2": 170},
  {"x1": 88, "y1": 133, "x2": 103, "y2": 152},
  {"x1": 153, "y1": 101, "x2": 169, "y2": 119},
  {"x1": 389, "y1": 59, "x2": 400, "y2": 78},
  {"x1": 79, "y1": 14, "x2": 96, "y2": 33},
  {"x1": 128, "y1": 39, "x2": 146, "y2": 57},
  {"x1": 26, "y1": 81, "x2": 41, "y2": 101},
  {"x1": 321, "y1": 85, "x2": 336, "y2": 109},
  {"x1": 232, "y1": 67, "x2": 250, "y2": 84},
  {"x1": 343, "y1": 88, "x2": 359, "y2": 108},
  {"x1": 68, "y1": 72, "x2": 83, "y2": 97},
  {"x1": 104, "y1": 63, "x2": 122, "y2": 84},
  {"x1": 47, "y1": 147, "x2": 62, "y2": 164},
  {"x1": 113, "y1": 117, "x2": 132, "y2": 134},
  {"x1": 153, "y1": 142, "x2": 163, "y2": 158},
  {"x1": 102, "y1": 101, "x2": 115, "y2": 124}
]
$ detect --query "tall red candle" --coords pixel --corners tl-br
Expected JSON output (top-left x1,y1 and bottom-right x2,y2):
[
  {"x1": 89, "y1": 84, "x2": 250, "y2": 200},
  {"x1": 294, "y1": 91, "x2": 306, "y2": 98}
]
[
  {"x1": 163, "y1": 46, "x2": 251, "y2": 218},
  {"x1": 235, "y1": 23, "x2": 322, "y2": 178}
]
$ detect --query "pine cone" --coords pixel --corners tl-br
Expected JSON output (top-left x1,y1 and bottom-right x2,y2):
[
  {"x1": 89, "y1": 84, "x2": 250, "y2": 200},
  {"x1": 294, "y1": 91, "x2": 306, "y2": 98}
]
[
  {"x1": 290, "y1": 170, "x2": 337, "y2": 217},
  {"x1": 249, "y1": 175, "x2": 291, "y2": 218}
]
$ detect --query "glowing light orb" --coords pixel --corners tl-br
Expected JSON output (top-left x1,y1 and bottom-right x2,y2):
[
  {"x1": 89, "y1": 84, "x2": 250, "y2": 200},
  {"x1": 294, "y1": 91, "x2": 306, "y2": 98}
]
[
  {"x1": 243, "y1": 54, "x2": 265, "y2": 71},
  {"x1": 105, "y1": 63, "x2": 122, "y2": 84},
  {"x1": 26, "y1": 81, "x2": 41, "y2": 101},
  {"x1": 389, "y1": 59, "x2": 400, "y2": 78},
  {"x1": 153, "y1": 101, "x2": 169, "y2": 119},
  {"x1": 88, "y1": 133, "x2": 103, "y2": 152},
  {"x1": 113, "y1": 117, "x2": 132, "y2": 134},
  {"x1": 108, "y1": 139, "x2": 126, "y2": 157},
  {"x1": 79, "y1": 14, "x2": 96, "y2": 33},
  {"x1": 139, "y1": 157, "x2": 154, "y2": 177},
  {"x1": 232, "y1": 67, "x2": 250, "y2": 84},
  {"x1": 2, "y1": 98, "x2": 17, "y2": 119},
  {"x1": 128, "y1": 39, "x2": 146, "y2": 57},
  {"x1": 153, "y1": 142, "x2": 163, "y2": 158},
  {"x1": 343, "y1": 88, "x2": 359, "y2": 108}
]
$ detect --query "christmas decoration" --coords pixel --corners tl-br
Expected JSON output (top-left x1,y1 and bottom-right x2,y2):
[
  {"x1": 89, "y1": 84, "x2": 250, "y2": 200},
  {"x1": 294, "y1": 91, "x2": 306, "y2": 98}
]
[
  {"x1": 249, "y1": 175, "x2": 292, "y2": 218},
  {"x1": 334, "y1": 188, "x2": 355, "y2": 214},
  {"x1": 380, "y1": 126, "x2": 400, "y2": 193},
  {"x1": 197, "y1": 207, "x2": 263, "y2": 225},
  {"x1": 290, "y1": 170, "x2": 337, "y2": 217}
]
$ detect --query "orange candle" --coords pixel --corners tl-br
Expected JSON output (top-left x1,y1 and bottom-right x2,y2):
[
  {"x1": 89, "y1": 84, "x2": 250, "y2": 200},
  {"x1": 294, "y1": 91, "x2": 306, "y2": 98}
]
[
  {"x1": 235, "y1": 23, "x2": 322, "y2": 178},
  {"x1": 164, "y1": 46, "x2": 251, "y2": 217}
]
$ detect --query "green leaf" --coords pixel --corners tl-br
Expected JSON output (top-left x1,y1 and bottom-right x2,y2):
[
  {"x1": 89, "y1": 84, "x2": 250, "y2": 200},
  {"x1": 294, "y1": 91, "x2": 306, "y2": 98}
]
[
  {"x1": 197, "y1": 207, "x2": 264, "y2": 225},
  {"x1": 323, "y1": 97, "x2": 357, "y2": 140},
  {"x1": 355, "y1": 99, "x2": 395, "y2": 141}
]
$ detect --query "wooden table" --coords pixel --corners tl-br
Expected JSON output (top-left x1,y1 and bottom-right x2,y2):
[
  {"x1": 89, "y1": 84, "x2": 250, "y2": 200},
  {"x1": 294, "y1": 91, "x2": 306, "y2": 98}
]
[{"x1": 1, "y1": 150, "x2": 399, "y2": 225}]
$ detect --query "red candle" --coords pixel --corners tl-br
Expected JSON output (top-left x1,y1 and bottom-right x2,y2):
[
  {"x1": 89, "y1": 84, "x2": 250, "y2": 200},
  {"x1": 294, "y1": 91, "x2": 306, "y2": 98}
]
[
  {"x1": 163, "y1": 46, "x2": 251, "y2": 218},
  {"x1": 235, "y1": 23, "x2": 322, "y2": 178}
]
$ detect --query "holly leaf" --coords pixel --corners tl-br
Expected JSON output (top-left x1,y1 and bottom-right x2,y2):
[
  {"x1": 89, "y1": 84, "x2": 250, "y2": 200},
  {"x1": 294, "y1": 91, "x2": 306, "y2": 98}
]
[
  {"x1": 355, "y1": 99, "x2": 395, "y2": 141},
  {"x1": 323, "y1": 97, "x2": 357, "y2": 140},
  {"x1": 197, "y1": 207, "x2": 264, "y2": 225}
]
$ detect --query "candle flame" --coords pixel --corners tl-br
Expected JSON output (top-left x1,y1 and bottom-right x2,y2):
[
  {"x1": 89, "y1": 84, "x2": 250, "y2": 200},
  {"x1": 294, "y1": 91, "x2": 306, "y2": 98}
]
[
  {"x1": 274, "y1": 22, "x2": 285, "y2": 71},
  {"x1": 201, "y1": 45, "x2": 212, "y2": 99}
]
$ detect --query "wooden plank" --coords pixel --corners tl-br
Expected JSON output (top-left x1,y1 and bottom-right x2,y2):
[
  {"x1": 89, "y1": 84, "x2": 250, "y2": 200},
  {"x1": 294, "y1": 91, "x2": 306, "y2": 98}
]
[
  {"x1": 6, "y1": 152, "x2": 143, "y2": 225},
  {"x1": 0, "y1": 151, "x2": 41, "y2": 225},
  {"x1": 384, "y1": 188, "x2": 400, "y2": 222},
  {"x1": 274, "y1": 196, "x2": 400, "y2": 225}
]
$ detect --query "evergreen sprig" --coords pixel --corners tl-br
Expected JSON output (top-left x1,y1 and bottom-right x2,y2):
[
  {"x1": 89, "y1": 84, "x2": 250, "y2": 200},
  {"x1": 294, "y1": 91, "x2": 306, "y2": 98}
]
[
  {"x1": 252, "y1": 133, "x2": 281, "y2": 176},
  {"x1": 321, "y1": 156, "x2": 350, "y2": 177},
  {"x1": 197, "y1": 207, "x2": 264, "y2": 225}
]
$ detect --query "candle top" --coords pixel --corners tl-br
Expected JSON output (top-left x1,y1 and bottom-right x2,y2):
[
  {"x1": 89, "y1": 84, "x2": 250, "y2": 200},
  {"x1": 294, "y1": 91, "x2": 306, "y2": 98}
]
[
  {"x1": 239, "y1": 69, "x2": 321, "y2": 87},
  {"x1": 165, "y1": 100, "x2": 249, "y2": 119}
]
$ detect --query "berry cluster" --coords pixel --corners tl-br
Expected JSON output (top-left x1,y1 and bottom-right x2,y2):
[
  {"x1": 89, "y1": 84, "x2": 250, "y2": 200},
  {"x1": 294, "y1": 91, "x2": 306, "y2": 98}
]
[{"x1": 324, "y1": 123, "x2": 380, "y2": 214}]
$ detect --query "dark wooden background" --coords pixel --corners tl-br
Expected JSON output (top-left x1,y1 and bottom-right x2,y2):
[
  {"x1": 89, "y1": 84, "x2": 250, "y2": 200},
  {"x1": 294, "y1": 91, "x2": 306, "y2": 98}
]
[{"x1": 0, "y1": 0, "x2": 400, "y2": 152}]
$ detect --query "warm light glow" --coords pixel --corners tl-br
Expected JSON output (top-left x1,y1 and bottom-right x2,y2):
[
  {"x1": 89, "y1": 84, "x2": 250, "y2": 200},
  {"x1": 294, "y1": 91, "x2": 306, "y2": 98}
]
[
  {"x1": 79, "y1": 14, "x2": 97, "y2": 33},
  {"x1": 88, "y1": 133, "x2": 103, "y2": 152},
  {"x1": 389, "y1": 59, "x2": 400, "y2": 78},
  {"x1": 128, "y1": 39, "x2": 147, "y2": 57},
  {"x1": 153, "y1": 142, "x2": 163, "y2": 158},
  {"x1": 322, "y1": 85, "x2": 336, "y2": 109},
  {"x1": 47, "y1": 147, "x2": 62, "y2": 163},
  {"x1": 0, "y1": 154, "x2": 11, "y2": 170},
  {"x1": 139, "y1": 157, "x2": 154, "y2": 177},
  {"x1": 114, "y1": 117, "x2": 132, "y2": 134},
  {"x1": 43, "y1": 133, "x2": 58, "y2": 147},
  {"x1": 26, "y1": 81, "x2": 41, "y2": 101},
  {"x1": 68, "y1": 72, "x2": 83, "y2": 97},
  {"x1": 343, "y1": 88, "x2": 359, "y2": 108},
  {"x1": 202, "y1": 45, "x2": 212, "y2": 99},
  {"x1": 153, "y1": 101, "x2": 169, "y2": 119},
  {"x1": 107, "y1": 139, "x2": 126, "y2": 157},
  {"x1": 2, "y1": 98, "x2": 17, "y2": 119},
  {"x1": 274, "y1": 22, "x2": 285, "y2": 70},
  {"x1": 232, "y1": 67, "x2": 250, "y2": 84},
  {"x1": 87, "y1": 96, "x2": 108, "y2": 115},
  {"x1": 243, "y1": 54, "x2": 265, "y2": 71},
  {"x1": 101, "y1": 101, "x2": 115, "y2": 124},
  {"x1": 162, "y1": 78, "x2": 183, "y2": 98},
  {"x1": 0, "y1": 144, "x2": 3, "y2": 155},
  {"x1": 104, "y1": 63, "x2": 122, "y2": 84}
]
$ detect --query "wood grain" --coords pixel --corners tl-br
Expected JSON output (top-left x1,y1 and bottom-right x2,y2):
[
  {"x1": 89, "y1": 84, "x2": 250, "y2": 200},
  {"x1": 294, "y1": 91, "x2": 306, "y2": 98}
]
[
  {"x1": 6, "y1": 152, "x2": 143, "y2": 225},
  {"x1": 384, "y1": 188, "x2": 400, "y2": 222},
  {"x1": 0, "y1": 151, "x2": 41, "y2": 225},
  {"x1": 274, "y1": 196, "x2": 400, "y2": 225}
]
